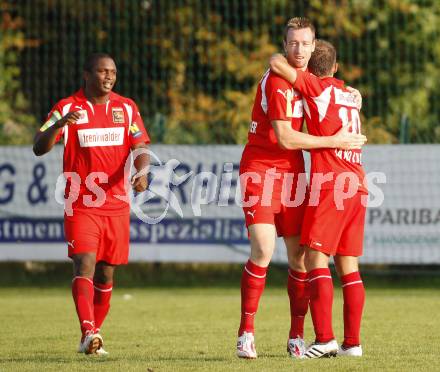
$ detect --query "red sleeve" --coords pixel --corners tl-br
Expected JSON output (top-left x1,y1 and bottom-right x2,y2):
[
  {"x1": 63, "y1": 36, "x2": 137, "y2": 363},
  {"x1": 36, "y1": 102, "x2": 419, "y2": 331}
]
[
  {"x1": 40, "y1": 102, "x2": 64, "y2": 143},
  {"x1": 265, "y1": 74, "x2": 296, "y2": 122},
  {"x1": 128, "y1": 101, "x2": 150, "y2": 146},
  {"x1": 294, "y1": 70, "x2": 325, "y2": 98}
]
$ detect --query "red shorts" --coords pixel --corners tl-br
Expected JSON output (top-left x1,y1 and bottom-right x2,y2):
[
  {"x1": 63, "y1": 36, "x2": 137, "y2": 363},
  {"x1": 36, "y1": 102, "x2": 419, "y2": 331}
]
[
  {"x1": 300, "y1": 189, "x2": 366, "y2": 256},
  {"x1": 240, "y1": 168, "x2": 307, "y2": 237},
  {"x1": 64, "y1": 211, "x2": 130, "y2": 265}
]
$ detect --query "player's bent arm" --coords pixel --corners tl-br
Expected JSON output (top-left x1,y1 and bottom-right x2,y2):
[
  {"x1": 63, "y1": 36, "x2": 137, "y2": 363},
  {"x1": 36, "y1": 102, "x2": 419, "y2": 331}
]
[
  {"x1": 272, "y1": 120, "x2": 337, "y2": 150},
  {"x1": 269, "y1": 54, "x2": 297, "y2": 84},
  {"x1": 130, "y1": 142, "x2": 150, "y2": 192},
  {"x1": 270, "y1": 55, "x2": 362, "y2": 111},
  {"x1": 272, "y1": 121, "x2": 367, "y2": 151},
  {"x1": 33, "y1": 111, "x2": 81, "y2": 156},
  {"x1": 33, "y1": 123, "x2": 63, "y2": 156}
]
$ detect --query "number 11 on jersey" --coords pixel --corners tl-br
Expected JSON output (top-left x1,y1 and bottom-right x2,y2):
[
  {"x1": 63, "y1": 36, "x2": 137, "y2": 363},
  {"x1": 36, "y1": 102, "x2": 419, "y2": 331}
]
[{"x1": 339, "y1": 107, "x2": 361, "y2": 134}]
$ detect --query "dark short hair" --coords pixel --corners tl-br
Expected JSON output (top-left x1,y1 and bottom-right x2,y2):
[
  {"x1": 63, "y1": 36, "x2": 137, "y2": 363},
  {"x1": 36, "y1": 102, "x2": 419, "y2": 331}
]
[
  {"x1": 283, "y1": 17, "x2": 316, "y2": 41},
  {"x1": 308, "y1": 39, "x2": 336, "y2": 77},
  {"x1": 83, "y1": 53, "x2": 114, "y2": 72}
]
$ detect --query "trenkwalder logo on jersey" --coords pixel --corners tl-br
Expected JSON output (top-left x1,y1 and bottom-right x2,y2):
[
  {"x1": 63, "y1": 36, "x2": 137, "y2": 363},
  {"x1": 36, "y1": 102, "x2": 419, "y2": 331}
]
[{"x1": 77, "y1": 127, "x2": 124, "y2": 147}]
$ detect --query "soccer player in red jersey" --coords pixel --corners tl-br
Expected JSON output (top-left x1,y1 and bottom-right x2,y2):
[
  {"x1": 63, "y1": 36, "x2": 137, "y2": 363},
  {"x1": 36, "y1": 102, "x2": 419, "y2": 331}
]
[
  {"x1": 237, "y1": 19, "x2": 367, "y2": 359},
  {"x1": 33, "y1": 53, "x2": 150, "y2": 355},
  {"x1": 270, "y1": 40, "x2": 368, "y2": 358}
]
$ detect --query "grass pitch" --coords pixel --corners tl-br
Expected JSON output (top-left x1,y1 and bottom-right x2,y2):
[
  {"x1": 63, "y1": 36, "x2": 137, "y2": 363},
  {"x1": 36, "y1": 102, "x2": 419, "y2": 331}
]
[{"x1": 0, "y1": 286, "x2": 438, "y2": 371}]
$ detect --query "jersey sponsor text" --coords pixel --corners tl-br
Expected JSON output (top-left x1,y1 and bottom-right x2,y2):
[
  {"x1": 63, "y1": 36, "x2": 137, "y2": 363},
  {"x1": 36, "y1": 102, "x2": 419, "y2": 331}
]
[{"x1": 78, "y1": 127, "x2": 125, "y2": 147}]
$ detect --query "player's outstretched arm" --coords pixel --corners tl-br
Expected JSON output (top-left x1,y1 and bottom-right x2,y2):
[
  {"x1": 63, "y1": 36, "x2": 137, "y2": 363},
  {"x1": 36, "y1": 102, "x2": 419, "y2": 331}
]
[
  {"x1": 130, "y1": 142, "x2": 150, "y2": 192},
  {"x1": 33, "y1": 111, "x2": 81, "y2": 156},
  {"x1": 269, "y1": 54, "x2": 297, "y2": 84},
  {"x1": 272, "y1": 121, "x2": 367, "y2": 151}
]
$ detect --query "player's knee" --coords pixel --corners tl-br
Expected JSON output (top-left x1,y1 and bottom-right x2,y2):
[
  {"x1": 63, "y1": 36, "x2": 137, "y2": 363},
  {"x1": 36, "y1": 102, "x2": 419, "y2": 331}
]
[
  {"x1": 250, "y1": 244, "x2": 272, "y2": 266},
  {"x1": 304, "y1": 247, "x2": 329, "y2": 271},
  {"x1": 288, "y1": 259, "x2": 306, "y2": 272},
  {"x1": 304, "y1": 254, "x2": 313, "y2": 272},
  {"x1": 287, "y1": 252, "x2": 306, "y2": 272},
  {"x1": 334, "y1": 256, "x2": 359, "y2": 277},
  {"x1": 285, "y1": 236, "x2": 304, "y2": 270},
  {"x1": 73, "y1": 254, "x2": 96, "y2": 278},
  {"x1": 94, "y1": 264, "x2": 115, "y2": 284},
  {"x1": 289, "y1": 245, "x2": 305, "y2": 262}
]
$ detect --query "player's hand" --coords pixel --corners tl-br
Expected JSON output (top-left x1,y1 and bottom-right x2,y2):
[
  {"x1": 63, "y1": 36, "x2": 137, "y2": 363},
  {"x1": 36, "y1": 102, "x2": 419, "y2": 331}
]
[
  {"x1": 56, "y1": 111, "x2": 82, "y2": 128},
  {"x1": 333, "y1": 125, "x2": 367, "y2": 150},
  {"x1": 346, "y1": 86, "x2": 362, "y2": 110},
  {"x1": 131, "y1": 172, "x2": 148, "y2": 192},
  {"x1": 269, "y1": 53, "x2": 288, "y2": 73}
]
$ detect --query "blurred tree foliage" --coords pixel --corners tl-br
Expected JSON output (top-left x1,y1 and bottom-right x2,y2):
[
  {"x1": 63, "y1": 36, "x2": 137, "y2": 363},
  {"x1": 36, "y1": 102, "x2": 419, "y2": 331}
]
[
  {"x1": 1, "y1": 0, "x2": 439, "y2": 144},
  {"x1": 0, "y1": 1, "x2": 36, "y2": 144}
]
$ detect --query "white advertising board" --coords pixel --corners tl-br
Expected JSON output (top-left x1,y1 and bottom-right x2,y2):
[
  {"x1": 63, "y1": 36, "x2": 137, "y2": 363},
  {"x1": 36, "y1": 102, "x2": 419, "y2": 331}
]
[{"x1": 0, "y1": 145, "x2": 439, "y2": 264}]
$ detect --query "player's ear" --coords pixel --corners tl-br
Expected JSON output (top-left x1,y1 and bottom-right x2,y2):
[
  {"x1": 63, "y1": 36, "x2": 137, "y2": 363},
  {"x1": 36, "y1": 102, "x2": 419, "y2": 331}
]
[
  {"x1": 333, "y1": 63, "x2": 338, "y2": 74},
  {"x1": 283, "y1": 39, "x2": 287, "y2": 54}
]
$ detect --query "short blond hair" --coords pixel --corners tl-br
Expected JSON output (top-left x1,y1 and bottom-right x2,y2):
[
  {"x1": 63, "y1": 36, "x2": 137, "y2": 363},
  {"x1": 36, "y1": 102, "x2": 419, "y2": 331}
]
[{"x1": 283, "y1": 17, "x2": 316, "y2": 41}]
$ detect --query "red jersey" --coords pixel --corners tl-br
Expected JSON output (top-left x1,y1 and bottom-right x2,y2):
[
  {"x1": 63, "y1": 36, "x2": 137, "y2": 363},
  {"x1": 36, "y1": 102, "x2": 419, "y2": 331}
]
[
  {"x1": 294, "y1": 70, "x2": 367, "y2": 192},
  {"x1": 240, "y1": 70, "x2": 304, "y2": 172},
  {"x1": 40, "y1": 89, "x2": 150, "y2": 215}
]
